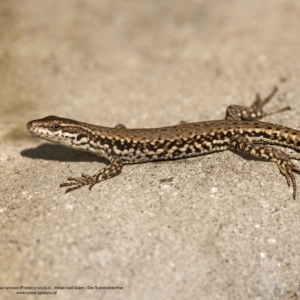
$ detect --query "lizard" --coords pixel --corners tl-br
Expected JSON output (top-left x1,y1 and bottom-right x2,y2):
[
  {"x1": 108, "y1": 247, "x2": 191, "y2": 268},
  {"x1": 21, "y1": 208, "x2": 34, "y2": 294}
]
[{"x1": 27, "y1": 87, "x2": 300, "y2": 198}]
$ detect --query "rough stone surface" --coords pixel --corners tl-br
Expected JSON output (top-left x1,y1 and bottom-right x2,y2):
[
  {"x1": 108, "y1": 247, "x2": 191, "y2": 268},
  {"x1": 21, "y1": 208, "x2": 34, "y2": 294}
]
[{"x1": 1, "y1": 1, "x2": 300, "y2": 299}]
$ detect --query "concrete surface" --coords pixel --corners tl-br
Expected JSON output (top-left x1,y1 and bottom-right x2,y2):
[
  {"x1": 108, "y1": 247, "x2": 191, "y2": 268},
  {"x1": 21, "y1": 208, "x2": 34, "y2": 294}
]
[{"x1": 1, "y1": 0, "x2": 300, "y2": 299}]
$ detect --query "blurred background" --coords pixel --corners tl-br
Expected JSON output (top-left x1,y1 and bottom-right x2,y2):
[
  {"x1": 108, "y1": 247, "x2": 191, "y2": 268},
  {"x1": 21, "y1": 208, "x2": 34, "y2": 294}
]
[{"x1": 1, "y1": 1, "x2": 300, "y2": 299}]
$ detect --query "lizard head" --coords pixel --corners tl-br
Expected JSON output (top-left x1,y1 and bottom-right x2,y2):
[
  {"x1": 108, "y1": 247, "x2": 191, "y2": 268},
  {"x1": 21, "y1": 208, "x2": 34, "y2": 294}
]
[{"x1": 27, "y1": 116, "x2": 89, "y2": 148}]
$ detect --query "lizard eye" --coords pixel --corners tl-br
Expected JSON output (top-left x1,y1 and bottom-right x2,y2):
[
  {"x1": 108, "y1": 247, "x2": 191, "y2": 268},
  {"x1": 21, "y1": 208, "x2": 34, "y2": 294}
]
[{"x1": 51, "y1": 124, "x2": 61, "y2": 131}]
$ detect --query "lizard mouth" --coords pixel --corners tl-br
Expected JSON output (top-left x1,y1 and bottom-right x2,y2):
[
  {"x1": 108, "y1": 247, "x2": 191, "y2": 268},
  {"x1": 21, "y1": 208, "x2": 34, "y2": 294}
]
[{"x1": 27, "y1": 120, "x2": 46, "y2": 138}]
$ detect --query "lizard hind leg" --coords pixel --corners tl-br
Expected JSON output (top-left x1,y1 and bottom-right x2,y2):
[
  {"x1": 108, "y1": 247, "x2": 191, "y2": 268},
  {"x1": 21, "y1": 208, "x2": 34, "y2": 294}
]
[
  {"x1": 226, "y1": 86, "x2": 291, "y2": 121},
  {"x1": 229, "y1": 135, "x2": 300, "y2": 199},
  {"x1": 250, "y1": 86, "x2": 279, "y2": 111},
  {"x1": 276, "y1": 158, "x2": 300, "y2": 199}
]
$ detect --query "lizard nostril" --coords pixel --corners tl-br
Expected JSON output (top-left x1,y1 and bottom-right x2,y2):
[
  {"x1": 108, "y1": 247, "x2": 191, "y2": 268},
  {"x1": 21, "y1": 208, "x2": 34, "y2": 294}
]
[{"x1": 27, "y1": 121, "x2": 34, "y2": 132}]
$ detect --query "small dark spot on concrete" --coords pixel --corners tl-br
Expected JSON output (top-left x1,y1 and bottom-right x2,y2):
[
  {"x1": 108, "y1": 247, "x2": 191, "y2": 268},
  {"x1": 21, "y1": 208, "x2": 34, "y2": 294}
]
[{"x1": 159, "y1": 177, "x2": 174, "y2": 183}]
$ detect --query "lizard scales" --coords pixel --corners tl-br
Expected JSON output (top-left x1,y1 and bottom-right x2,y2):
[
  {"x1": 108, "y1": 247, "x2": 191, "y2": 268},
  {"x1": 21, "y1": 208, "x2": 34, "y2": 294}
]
[{"x1": 27, "y1": 87, "x2": 300, "y2": 198}]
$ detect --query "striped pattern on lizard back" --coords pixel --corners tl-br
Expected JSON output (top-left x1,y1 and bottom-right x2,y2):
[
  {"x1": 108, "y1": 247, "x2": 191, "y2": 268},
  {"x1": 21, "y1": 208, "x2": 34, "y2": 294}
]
[
  {"x1": 29, "y1": 116, "x2": 300, "y2": 163},
  {"x1": 27, "y1": 86, "x2": 300, "y2": 197}
]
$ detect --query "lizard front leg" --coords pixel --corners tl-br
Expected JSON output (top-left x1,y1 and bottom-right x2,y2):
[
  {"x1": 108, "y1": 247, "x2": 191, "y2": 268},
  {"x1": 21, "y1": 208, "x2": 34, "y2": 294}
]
[
  {"x1": 60, "y1": 157, "x2": 124, "y2": 193},
  {"x1": 229, "y1": 135, "x2": 300, "y2": 199}
]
